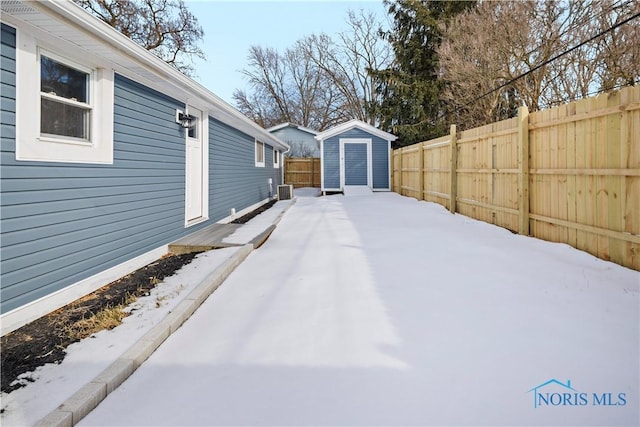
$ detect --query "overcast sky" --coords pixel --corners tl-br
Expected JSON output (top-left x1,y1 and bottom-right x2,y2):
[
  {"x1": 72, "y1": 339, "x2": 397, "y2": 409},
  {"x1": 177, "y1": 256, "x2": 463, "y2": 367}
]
[{"x1": 185, "y1": 0, "x2": 389, "y2": 105}]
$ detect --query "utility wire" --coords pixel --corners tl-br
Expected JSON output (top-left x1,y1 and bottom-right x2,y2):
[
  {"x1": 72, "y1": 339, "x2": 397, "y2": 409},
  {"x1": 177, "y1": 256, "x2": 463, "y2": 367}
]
[
  {"x1": 454, "y1": 9, "x2": 640, "y2": 114},
  {"x1": 516, "y1": 0, "x2": 630, "y2": 62},
  {"x1": 397, "y1": 4, "x2": 640, "y2": 131},
  {"x1": 541, "y1": 77, "x2": 640, "y2": 109}
]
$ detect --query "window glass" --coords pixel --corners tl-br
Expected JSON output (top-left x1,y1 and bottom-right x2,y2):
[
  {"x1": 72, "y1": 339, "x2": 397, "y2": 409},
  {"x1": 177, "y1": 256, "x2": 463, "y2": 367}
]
[
  {"x1": 40, "y1": 55, "x2": 91, "y2": 141},
  {"x1": 40, "y1": 56, "x2": 88, "y2": 102},
  {"x1": 188, "y1": 116, "x2": 198, "y2": 139},
  {"x1": 41, "y1": 98, "x2": 89, "y2": 139},
  {"x1": 256, "y1": 141, "x2": 265, "y2": 165}
]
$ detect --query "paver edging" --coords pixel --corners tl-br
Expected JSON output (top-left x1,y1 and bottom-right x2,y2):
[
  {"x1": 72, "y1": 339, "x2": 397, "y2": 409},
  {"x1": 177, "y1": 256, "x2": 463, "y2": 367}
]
[{"x1": 34, "y1": 243, "x2": 254, "y2": 427}]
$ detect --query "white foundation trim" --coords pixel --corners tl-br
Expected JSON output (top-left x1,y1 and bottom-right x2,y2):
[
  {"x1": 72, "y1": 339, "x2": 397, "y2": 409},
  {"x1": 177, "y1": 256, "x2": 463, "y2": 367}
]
[{"x1": 1, "y1": 245, "x2": 168, "y2": 336}]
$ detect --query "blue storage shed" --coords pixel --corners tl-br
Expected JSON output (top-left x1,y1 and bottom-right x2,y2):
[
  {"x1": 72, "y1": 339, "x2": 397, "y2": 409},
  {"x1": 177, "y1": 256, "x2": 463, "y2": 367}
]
[
  {"x1": 315, "y1": 120, "x2": 397, "y2": 193},
  {"x1": 0, "y1": 0, "x2": 288, "y2": 334}
]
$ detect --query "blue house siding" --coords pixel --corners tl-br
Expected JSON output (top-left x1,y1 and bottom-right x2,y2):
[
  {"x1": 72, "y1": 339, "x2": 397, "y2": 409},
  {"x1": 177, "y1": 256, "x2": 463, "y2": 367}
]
[
  {"x1": 1, "y1": 23, "x2": 16, "y2": 163},
  {"x1": 322, "y1": 137, "x2": 341, "y2": 189},
  {"x1": 0, "y1": 72, "x2": 214, "y2": 314},
  {"x1": 210, "y1": 118, "x2": 280, "y2": 221},
  {"x1": 0, "y1": 24, "x2": 15, "y2": 153},
  {"x1": 371, "y1": 135, "x2": 390, "y2": 189},
  {"x1": 1, "y1": 3, "x2": 291, "y2": 335}
]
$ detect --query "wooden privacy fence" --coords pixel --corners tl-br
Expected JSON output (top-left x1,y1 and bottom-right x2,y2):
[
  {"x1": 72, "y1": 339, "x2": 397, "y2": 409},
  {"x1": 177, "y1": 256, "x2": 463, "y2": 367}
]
[
  {"x1": 284, "y1": 158, "x2": 321, "y2": 188},
  {"x1": 392, "y1": 85, "x2": 640, "y2": 270}
]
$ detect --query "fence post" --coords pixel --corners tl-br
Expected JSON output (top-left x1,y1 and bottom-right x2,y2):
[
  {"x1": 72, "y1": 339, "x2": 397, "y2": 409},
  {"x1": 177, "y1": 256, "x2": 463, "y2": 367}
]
[
  {"x1": 399, "y1": 148, "x2": 404, "y2": 195},
  {"x1": 310, "y1": 158, "x2": 315, "y2": 187},
  {"x1": 449, "y1": 124, "x2": 457, "y2": 214},
  {"x1": 518, "y1": 106, "x2": 530, "y2": 235},
  {"x1": 417, "y1": 142, "x2": 424, "y2": 200}
]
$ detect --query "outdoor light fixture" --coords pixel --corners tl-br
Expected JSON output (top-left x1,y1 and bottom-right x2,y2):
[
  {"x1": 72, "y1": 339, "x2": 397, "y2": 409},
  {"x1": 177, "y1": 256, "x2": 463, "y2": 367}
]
[
  {"x1": 178, "y1": 111, "x2": 195, "y2": 128},
  {"x1": 177, "y1": 102, "x2": 196, "y2": 129}
]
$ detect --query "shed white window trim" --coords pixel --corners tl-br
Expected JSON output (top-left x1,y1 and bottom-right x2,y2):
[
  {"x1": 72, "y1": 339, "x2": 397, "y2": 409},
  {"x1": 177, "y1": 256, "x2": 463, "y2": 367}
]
[
  {"x1": 255, "y1": 140, "x2": 265, "y2": 167},
  {"x1": 15, "y1": 32, "x2": 114, "y2": 164},
  {"x1": 273, "y1": 149, "x2": 280, "y2": 168}
]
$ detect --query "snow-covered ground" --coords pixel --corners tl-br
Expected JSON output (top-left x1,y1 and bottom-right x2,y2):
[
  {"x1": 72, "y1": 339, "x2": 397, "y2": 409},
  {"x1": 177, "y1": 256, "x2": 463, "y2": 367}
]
[
  {"x1": 73, "y1": 191, "x2": 638, "y2": 426},
  {"x1": 223, "y1": 199, "x2": 293, "y2": 245},
  {"x1": 0, "y1": 247, "x2": 246, "y2": 427}
]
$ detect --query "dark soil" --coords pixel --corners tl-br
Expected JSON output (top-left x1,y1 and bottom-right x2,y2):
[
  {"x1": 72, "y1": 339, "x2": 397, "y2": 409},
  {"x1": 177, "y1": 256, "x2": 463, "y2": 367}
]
[
  {"x1": 1, "y1": 201, "x2": 278, "y2": 396},
  {"x1": 231, "y1": 199, "x2": 277, "y2": 224},
  {"x1": 0, "y1": 252, "x2": 199, "y2": 395}
]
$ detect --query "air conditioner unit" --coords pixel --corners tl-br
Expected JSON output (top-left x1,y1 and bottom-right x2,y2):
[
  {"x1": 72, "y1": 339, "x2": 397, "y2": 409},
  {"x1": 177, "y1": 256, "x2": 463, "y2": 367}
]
[{"x1": 277, "y1": 184, "x2": 293, "y2": 200}]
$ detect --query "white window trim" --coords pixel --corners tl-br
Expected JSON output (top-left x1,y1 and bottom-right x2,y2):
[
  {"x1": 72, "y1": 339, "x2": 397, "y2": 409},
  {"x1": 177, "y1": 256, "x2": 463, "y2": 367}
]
[
  {"x1": 273, "y1": 149, "x2": 280, "y2": 169},
  {"x1": 15, "y1": 30, "x2": 114, "y2": 164},
  {"x1": 255, "y1": 140, "x2": 265, "y2": 167},
  {"x1": 39, "y1": 50, "x2": 93, "y2": 144}
]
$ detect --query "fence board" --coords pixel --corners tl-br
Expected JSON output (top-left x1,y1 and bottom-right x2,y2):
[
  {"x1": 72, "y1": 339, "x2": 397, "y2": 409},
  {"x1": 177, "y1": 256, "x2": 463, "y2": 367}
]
[
  {"x1": 455, "y1": 117, "x2": 519, "y2": 231},
  {"x1": 284, "y1": 158, "x2": 321, "y2": 188},
  {"x1": 425, "y1": 137, "x2": 451, "y2": 209},
  {"x1": 391, "y1": 85, "x2": 640, "y2": 270}
]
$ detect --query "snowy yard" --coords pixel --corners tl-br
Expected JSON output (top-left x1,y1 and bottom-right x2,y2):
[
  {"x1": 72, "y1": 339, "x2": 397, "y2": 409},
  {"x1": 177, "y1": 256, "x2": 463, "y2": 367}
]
[{"x1": 63, "y1": 192, "x2": 639, "y2": 425}]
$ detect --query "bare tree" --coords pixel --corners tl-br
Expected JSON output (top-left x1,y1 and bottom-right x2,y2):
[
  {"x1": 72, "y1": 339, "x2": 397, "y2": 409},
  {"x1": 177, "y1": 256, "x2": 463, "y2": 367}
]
[
  {"x1": 595, "y1": 0, "x2": 640, "y2": 91},
  {"x1": 438, "y1": 0, "x2": 640, "y2": 129},
  {"x1": 298, "y1": 10, "x2": 393, "y2": 126},
  {"x1": 234, "y1": 9, "x2": 392, "y2": 130},
  {"x1": 285, "y1": 141, "x2": 316, "y2": 158},
  {"x1": 74, "y1": 0, "x2": 205, "y2": 76},
  {"x1": 437, "y1": 3, "x2": 517, "y2": 127},
  {"x1": 438, "y1": 1, "x2": 567, "y2": 127},
  {"x1": 233, "y1": 45, "x2": 347, "y2": 130},
  {"x1": 233, "y1": 86, "x2": 283, "y2": 129}
]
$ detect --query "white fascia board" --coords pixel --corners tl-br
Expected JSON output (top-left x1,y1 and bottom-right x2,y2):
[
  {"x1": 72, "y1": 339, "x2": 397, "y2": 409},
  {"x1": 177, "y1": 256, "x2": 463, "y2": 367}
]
[
  {"x1": 31, "y1": 0, "x2": 289, "y2": 152},
  {"x1": 295, "y1": 124, "x2": 319, "y2": 135},
  {"x1": 266, "y1": 123, "x2": 292, "y2": 132},
  {"x1": 315, "y1": 119, "x2": 397, "y2": 142},
  {"x1": 267, "y1": 122, "x2": 318, "y2": 137}
]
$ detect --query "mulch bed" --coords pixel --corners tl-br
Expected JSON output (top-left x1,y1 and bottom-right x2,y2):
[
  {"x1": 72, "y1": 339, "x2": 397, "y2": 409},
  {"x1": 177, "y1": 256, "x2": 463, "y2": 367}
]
[
  {"x1": 1, "y1": 200, "x2": 279, "y2": 396},
  {"x1": 231, "y1": 199, "x2": 277, "y2": 224},
  {"x1": 0, "y1": 252, "x2": 199, "y2": 395}
]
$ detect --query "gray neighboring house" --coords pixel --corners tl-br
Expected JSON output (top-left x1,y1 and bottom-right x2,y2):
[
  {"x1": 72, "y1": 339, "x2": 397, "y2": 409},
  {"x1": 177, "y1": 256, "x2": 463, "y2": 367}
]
[
  {"x1": 315, "y1": 120, "x2": 397, "y2": 193},
  {"x1": 0, "y1": 0, "x2": 288, "y2": 335},
  {"x1": 268, "y1": 123, "x2": 319, "y2": 157}
]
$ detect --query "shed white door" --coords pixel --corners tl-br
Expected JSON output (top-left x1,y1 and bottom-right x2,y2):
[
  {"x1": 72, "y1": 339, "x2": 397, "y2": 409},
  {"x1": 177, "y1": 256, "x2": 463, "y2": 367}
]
[{"x1": 185, "y1": 107, "x2": 206, "y2": 224}]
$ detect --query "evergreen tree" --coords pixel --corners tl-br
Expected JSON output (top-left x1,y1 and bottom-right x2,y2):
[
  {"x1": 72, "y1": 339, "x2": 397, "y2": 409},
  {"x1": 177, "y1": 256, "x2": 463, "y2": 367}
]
[{"x1": 374, "y1": 0, "x2": 474, "y2": 146}]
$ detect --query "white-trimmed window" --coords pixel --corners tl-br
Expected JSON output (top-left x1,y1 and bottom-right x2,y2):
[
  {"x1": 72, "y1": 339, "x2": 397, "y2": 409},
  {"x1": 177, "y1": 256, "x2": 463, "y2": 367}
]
[
  {"x1": 255, "y1": 140, "x2": 265, "y2": 167},
  {"x1": 40, "y1": 55, "x2": 92, "y2": 142},
  {"x1": 273, "y1": 149, "x2": 280, "y2": 168},
  {"x1": 15, "y1": 32, "x2": 114, "y2": 164}
]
